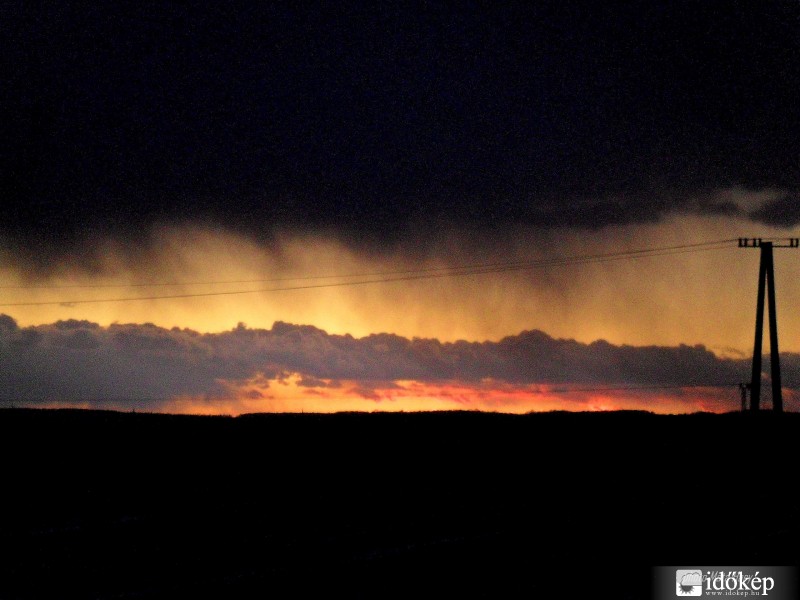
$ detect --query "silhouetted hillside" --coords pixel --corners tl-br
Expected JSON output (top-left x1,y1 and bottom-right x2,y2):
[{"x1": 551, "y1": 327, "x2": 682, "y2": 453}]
[{"x1": 1, "y1": 409, "x2": 798, "y2": 599}]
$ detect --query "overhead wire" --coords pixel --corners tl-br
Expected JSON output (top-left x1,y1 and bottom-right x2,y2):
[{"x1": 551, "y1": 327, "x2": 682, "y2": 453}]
[
  {"x1": 0, "y1": 239, "x2": 739, "y2": 306},
  {"x1": 0, "y1": 237, "x2": 739, "y2": 290}
]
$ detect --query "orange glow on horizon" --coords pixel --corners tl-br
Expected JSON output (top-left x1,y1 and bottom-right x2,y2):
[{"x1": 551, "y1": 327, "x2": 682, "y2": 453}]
[
  {"x1": 146, "y1": 374, "x2": 742, "y2": 416},
  {"x1": 3, "y1": 201, "x2": 800, "y2": 417}
]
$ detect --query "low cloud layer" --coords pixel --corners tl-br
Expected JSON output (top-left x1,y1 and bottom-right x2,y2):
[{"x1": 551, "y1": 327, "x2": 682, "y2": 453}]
[{"x1": 2, "y1": 314, "x2": 793, "y2": 413}]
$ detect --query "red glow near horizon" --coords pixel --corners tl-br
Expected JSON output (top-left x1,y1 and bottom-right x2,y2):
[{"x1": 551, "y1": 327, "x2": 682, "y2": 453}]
[{"x1": 149, "y1": 374, "x2": 746, "y2": 416}]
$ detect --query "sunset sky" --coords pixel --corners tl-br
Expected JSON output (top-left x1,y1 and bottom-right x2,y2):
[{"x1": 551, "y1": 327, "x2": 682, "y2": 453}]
[{"x1": 2, "y1": 1, "x2": 799, "y2": 414}]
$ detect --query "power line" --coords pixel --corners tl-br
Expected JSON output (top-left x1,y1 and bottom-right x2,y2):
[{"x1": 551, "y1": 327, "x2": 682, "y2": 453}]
[
  {"x1": 0, "y1": 238, "x2": 738, "y2": 290},
  {"x1": 0, "y1": 239, "x2": 737, "y2": 307},
  {"x1": 0, "y1": 241, "x2": 736, "y2": 306}
]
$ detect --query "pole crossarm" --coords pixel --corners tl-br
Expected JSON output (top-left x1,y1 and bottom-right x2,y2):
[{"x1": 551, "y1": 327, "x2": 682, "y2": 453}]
[{"x1": 738, "y1": 237, "x2": 799, "y2": 248}]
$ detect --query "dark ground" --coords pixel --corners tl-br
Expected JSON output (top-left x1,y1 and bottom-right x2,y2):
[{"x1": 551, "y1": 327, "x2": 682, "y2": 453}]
[{"x1": 0, "y1": 409, "x2": 797, "y2": 599}]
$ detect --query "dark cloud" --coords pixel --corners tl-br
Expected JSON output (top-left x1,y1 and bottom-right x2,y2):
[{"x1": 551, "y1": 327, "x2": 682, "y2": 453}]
[
  {"x1": 0, "y1": 314, "x2": 770, "y2": 409},
  {"x1": 749, "y1": 192, "x2": 800, "y2": 228},
  {"x1": 1, "y1": 1, "x2": 798, "y2": 255},
  {"x1": 297, "y1": 376, "x2": 341, "y2": 389}
]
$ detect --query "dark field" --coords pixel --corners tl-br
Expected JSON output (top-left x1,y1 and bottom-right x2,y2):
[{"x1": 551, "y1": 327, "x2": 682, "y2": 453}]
[{"x1": 1, "y1": 409, "x2": 798, "y2": 599}]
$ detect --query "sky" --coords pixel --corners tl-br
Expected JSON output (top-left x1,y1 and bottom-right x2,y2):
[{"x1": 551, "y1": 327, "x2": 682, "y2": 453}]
[{"x1": 1, "y1": 1, "x2": 799, "y2": 414}]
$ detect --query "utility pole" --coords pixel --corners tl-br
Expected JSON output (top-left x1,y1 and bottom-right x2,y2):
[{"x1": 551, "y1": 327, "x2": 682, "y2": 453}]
[
  {"x1": 738, "y1": 237, "x2": 799, "y2": 412},
  {"x1": 739, "y1": 382, "x2": 750, "y2": 412}
]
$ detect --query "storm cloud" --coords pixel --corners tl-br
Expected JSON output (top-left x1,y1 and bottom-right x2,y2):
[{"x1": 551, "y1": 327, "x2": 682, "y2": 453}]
[
  {"x1": 749, "y1": 192, "x2": 800, "y2": 228},
  {"x1": 2, "y1": 2, "x2": 799, "y2": 259},
  {"x1": 1, "y1": 314, "x2": 777, "y2": 411}
]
